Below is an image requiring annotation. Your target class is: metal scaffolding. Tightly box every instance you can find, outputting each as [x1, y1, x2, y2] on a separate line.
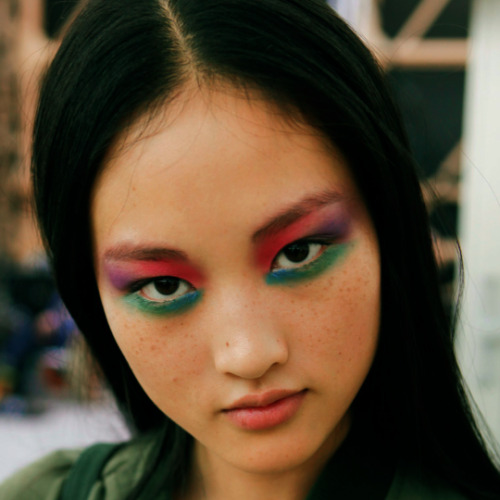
[331, 0, 469, 69]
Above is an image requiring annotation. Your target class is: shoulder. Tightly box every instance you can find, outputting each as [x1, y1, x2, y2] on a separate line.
[0, 434, 157, 500]
[387, 467, 470, 500]
[94, 432, 158, 496]
[0, 448, 81, 500]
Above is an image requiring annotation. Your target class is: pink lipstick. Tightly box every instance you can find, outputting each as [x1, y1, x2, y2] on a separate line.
[223, 390, 307, 431]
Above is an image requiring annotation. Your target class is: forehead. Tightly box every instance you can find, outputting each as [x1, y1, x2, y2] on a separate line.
[91, 87, 360, 251]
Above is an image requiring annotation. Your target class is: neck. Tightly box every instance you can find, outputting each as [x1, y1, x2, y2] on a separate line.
[180, 419, 350, 500]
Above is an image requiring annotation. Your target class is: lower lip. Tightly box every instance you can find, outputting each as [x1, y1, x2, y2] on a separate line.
[223, 391, 307, 431]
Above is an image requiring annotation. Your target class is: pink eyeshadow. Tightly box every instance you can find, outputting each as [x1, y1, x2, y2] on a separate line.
[255, 206, 352, 271]
[104, 260, 204, 290]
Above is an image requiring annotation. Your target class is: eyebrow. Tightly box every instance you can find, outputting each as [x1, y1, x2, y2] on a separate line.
[103, 246, 188, 262]
[102, 189, 344, 262]
[252, 189, 344, 242]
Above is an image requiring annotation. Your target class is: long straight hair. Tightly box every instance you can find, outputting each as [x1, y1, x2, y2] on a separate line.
[32, 0, 500, 497]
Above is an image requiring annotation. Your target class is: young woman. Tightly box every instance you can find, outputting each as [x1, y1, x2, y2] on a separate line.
[1, 0, 499, 498]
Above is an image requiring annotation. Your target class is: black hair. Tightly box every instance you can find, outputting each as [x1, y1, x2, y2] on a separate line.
[32, 0, 500, 498]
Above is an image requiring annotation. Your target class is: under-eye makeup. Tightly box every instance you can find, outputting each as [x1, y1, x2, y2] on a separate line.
[123, 287, 203, 316]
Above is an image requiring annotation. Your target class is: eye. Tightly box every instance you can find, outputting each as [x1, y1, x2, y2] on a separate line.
[272, 241, 324, 271]
[139, 277, 194, 303]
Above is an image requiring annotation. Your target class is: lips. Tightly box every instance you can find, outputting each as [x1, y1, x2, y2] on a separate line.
[223, 389, 307, 431]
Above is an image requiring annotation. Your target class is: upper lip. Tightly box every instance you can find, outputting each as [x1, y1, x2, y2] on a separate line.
[224, 389, 304, 411]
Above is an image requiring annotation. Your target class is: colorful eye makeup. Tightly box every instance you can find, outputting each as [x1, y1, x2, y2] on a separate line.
[105, 260, 203, 291]
[102, 201, 356, 316]
[266, 240, 352, 286]
[103, 258, 204, 317]
[256, 205, 354, 286]
[123, 286, 203, 316]
[255, 206, 351, 271]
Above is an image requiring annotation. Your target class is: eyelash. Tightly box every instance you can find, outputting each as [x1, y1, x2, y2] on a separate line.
[266, 235, 346, 285]
[125, 278, 201, 315]
[124, 234, 345, 313]
[271, 235, 336, 270]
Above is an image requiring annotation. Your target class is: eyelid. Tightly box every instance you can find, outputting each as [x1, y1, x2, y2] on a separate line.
[266, 239, 352, 286]
[127, 275, 197, 305]
[128, 276, 193, 293]
[270, 234, 340, 268]
[139, 278, 194, 303]
[122, 274, 203, 316]
[104, 259, 205, 293]
[128, 277, 158, 293]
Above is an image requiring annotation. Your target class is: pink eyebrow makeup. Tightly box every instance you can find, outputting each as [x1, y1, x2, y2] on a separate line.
[104, 257, 204, 291]
[255, 204, 352, 271]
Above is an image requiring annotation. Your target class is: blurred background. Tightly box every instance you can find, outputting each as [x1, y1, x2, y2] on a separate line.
[0, 0, 499, 481]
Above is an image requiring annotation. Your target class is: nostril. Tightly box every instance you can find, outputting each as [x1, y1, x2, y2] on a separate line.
[213, 331, 289, 380]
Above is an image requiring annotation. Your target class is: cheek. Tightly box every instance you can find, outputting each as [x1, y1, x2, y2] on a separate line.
[103, 305, 207, 403]
[289, 253, 380, 376]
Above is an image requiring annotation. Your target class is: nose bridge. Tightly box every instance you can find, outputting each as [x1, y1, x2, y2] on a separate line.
[210, 282, 288, 379]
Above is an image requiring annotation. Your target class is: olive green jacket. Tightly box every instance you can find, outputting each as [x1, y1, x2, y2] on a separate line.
[0, 431, 469, 500]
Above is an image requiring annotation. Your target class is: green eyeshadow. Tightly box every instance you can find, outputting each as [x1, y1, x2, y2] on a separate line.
[123, 289, 203, 316]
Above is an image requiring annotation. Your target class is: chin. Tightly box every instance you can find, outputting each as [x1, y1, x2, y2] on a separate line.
[196, 424, 345, 477]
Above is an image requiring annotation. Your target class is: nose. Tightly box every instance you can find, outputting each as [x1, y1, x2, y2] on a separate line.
[209, 287, 289, 380]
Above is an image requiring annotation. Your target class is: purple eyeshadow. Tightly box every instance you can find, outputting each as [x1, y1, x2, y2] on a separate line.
[105, 265, 135, 291]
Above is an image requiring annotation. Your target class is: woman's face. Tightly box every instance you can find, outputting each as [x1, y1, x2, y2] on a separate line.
[92, 88, 380, 477]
